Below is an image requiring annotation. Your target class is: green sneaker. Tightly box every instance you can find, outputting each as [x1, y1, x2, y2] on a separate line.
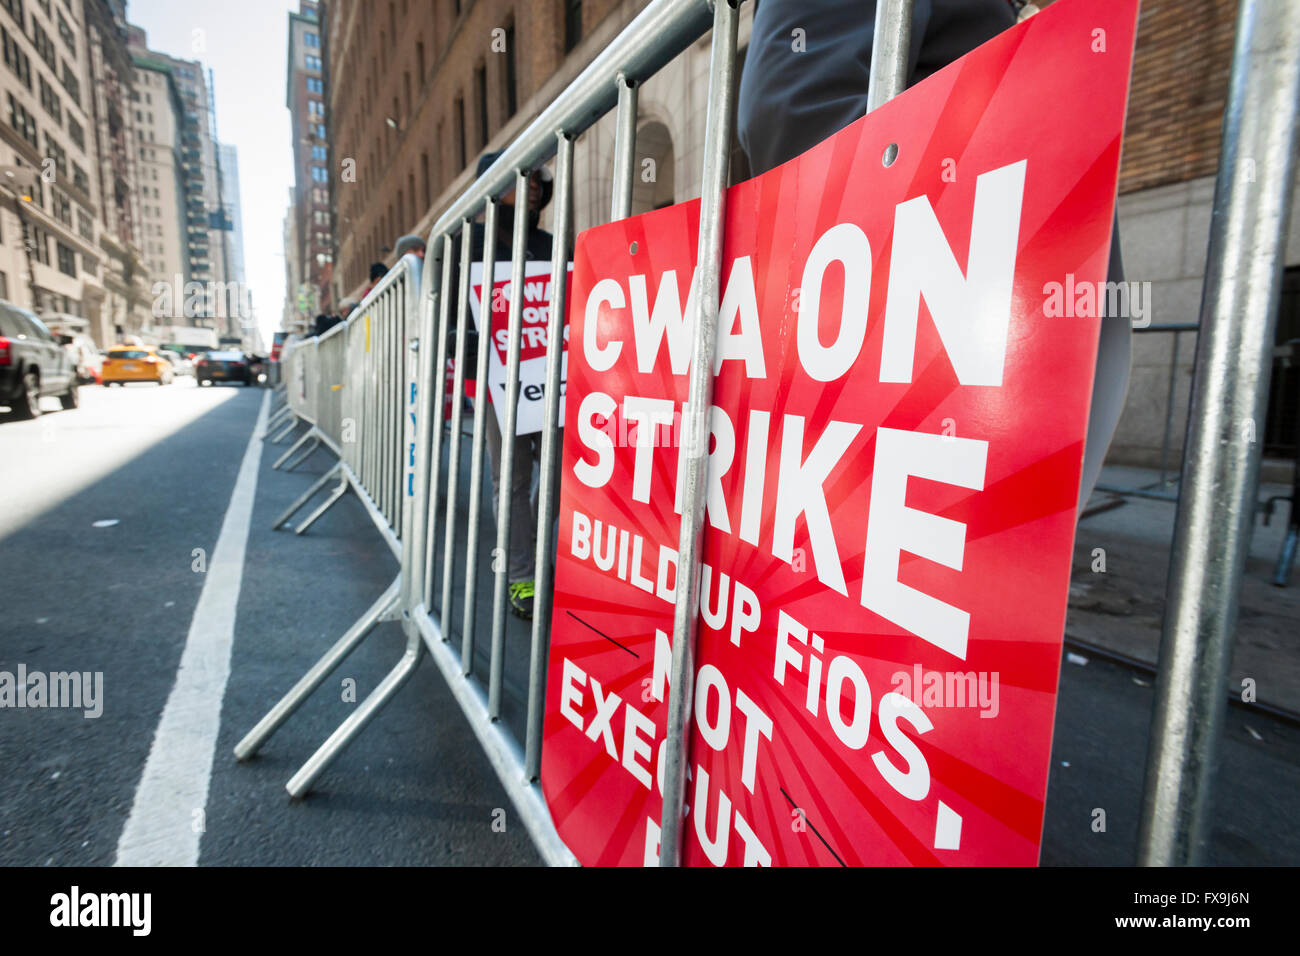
[509, 579, 535, 620]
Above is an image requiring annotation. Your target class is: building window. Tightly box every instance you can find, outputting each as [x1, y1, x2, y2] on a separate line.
[308, 99, 324, 115]
[475, 63, 488, 150]
[307, 77, 323, 94]
[66, 115, 82, 149]
[7, 92, 38, 147]
[503, 22, 517, 118]
[0, 1, 23, 32]
[38, 75, 61, 123]
[311, 145, 326, 160]
[71, 162, 87, 193]
[56, 242, 76, 277]
[77, 208, 91, 241]
[29, 226, 50, 265]
[43, 133, 67, 178]
[2, 25, 31, 89]
[55, 10, 73, 54]
[59, 59, 78, 104]
[565, 0, 582, 52]
[314, 122, 325, 138]
[32, 20, 54, 68]
[304, 54, 321, 71]
[304, 31, 319, 48]
[455, 96, 466, 171]
[52, 188, 70, 225]
[0, 271, 7, 300]
[311, 165, 328, 182]
[420, 151, 430, 210]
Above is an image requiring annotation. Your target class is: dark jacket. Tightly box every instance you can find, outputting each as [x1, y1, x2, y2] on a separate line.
[738, 0, 1017, 176]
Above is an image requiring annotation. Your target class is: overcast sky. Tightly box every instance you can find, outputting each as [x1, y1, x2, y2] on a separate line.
[127, 0, 297, 344]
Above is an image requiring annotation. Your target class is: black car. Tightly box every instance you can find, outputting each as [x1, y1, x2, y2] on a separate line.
[0, 301, 77, 418]
[195, 350, 253, 386]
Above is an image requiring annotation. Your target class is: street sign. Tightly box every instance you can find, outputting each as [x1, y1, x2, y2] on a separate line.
[541, 0, 1139, 865]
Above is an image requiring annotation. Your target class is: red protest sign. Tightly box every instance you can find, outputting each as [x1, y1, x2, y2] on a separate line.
[542, 0, 1139, 866]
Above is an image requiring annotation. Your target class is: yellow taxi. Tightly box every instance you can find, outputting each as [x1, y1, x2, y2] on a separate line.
[101, 346, 175, 386]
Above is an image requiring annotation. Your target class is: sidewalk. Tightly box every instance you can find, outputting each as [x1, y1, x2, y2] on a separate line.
[1069, 464, 1300, 713]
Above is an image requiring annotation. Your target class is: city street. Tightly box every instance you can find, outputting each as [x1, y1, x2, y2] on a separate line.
[1, 382, 1296, 866]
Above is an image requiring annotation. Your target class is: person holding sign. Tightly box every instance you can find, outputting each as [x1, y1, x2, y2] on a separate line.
[452, 150, 556, 620]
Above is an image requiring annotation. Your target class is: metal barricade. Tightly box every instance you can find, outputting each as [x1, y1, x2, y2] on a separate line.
[234, 257, 419, 784]
[234, 0, 1300, 867]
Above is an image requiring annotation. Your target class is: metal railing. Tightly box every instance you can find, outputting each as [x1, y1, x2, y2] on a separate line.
[234, 0, 1300, 867]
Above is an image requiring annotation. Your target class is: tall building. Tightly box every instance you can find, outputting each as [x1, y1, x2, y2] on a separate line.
[127, 25, 239, 336]
[0, 0, 108, 334]
[218, 142, 244, 286]
[126, 50, 185, 309]
[285, 0, 330, 328]
[83, 0, 149, 344]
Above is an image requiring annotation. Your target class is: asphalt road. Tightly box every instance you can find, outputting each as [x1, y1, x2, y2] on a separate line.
[0, 380, 1295, 866]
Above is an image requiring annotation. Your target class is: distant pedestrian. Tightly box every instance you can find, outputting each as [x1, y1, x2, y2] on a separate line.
[393, 234, 427, 293]
[362, 261, 387, 300]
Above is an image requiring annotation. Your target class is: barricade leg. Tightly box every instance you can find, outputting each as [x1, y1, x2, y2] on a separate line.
[271, 416, 300, 444]
[285, 626, 424, 798]
[293, 471, 351, 536]
[273, 461, 344, 530]
[282, 435, 322, 472]
[234, 578, 402, 761]
[274, 427, 321, 470]
[262, 404, 292, 439]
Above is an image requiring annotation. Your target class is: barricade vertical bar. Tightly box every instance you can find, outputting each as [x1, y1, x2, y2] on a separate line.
[397, 277, 409, 536]
[388, 289, 399, 526]
[1138, 0, 1300, 866]
[462, 200, 500, 673]
[425, 237, 457, 612]
[379, 295, 390, 525]
[488, 169, 531, 719]
[441, 221, 475, 643]
[611, 74, 638, 221]
[657, 0, 739, 867]
[867, 0, 914, 112]
[404, 252, 441, 614]
[525, 131, 575, 780]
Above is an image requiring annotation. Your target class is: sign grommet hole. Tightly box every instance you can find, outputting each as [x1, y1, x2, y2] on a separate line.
[882, 143, 899, 167]
[629, 241, 639, 254]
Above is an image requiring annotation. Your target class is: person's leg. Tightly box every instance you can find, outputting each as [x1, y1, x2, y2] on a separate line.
[508, 431, 537, 585]
[485, 408, 539, 618]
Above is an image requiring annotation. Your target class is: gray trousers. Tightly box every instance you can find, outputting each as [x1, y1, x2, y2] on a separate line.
[484, 409, 541, 584]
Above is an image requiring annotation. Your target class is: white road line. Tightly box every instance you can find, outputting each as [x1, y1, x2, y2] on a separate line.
[115, 390, 270, 866]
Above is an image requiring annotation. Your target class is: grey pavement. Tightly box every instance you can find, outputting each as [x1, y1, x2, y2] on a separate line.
[1072, 464, 1300, 713]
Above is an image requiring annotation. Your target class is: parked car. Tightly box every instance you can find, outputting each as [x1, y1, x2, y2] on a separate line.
[159, 350, 194, 378]
[60, 333, 103, 384]
[0, 301, 77, 418]
[195, 350, 252, 386]
[101, 346, 175, 386]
